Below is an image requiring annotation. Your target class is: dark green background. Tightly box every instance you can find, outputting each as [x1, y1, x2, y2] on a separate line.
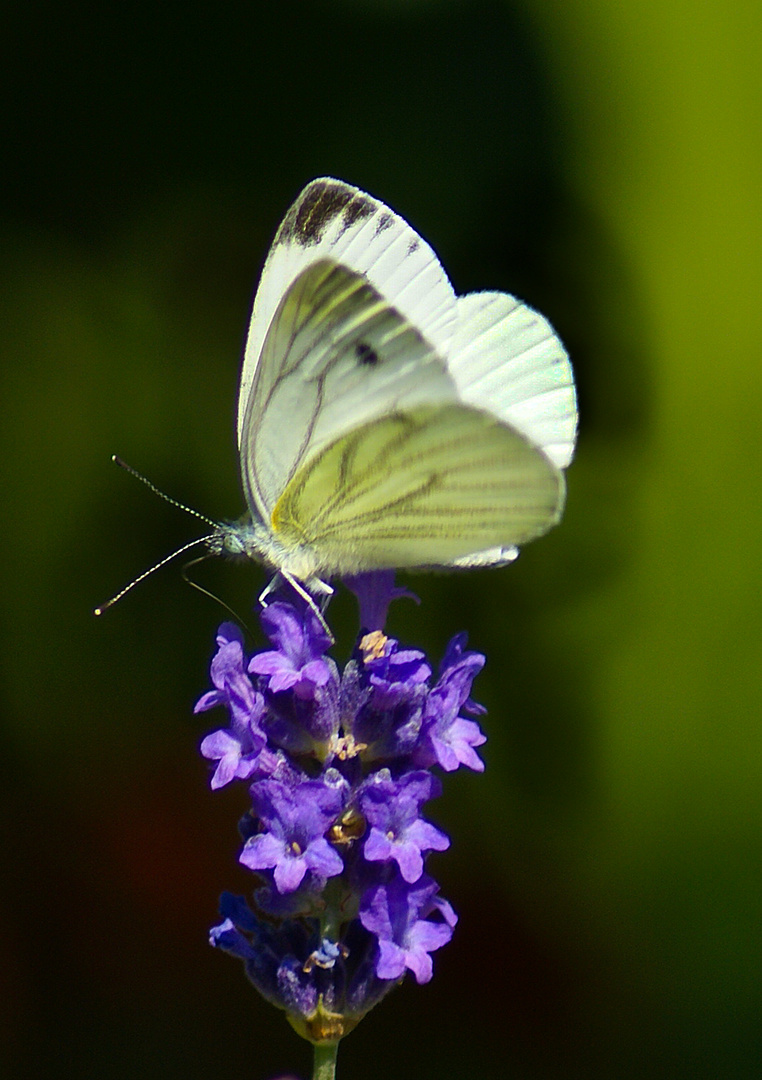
[2, 1, 760, 1078]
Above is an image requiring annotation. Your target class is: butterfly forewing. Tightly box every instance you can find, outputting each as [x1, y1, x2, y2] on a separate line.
[270, 404, 564, 576]
[240, 260, 460, 523]
[237, 178, 459, 447]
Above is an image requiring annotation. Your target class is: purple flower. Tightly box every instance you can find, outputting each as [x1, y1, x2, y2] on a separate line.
[350, 635, 430, 761]
[210, 892, 319, 1016]
[198, 728, 263, 789]
[240, 773, 347, 893]
[413, 636, 487, 772]
[198, 586, 487, 1038]
[359, 770, 449, 883]
[194, 622, 258, 720]
[344, 571, 418, 632]
[261, 663, 341, 757]
[359, 875, 457, 984]
[248, 602, 332, 699]
[363, 635, 431, 706]
[211, 892, 395, 1037]
[194, 623, 267, 788]
[440, 633, 487, 716]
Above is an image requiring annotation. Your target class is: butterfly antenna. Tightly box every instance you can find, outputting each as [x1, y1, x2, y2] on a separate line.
[181, 554, 254, 638]
[94, 535, 214, 615]
[110, 455, 219, 528]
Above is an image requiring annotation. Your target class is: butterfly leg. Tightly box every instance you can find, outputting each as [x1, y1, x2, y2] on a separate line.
[259, 571, 335, 642]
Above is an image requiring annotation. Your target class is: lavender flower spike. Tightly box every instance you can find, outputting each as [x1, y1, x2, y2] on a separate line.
[197, 580, 487, 1062]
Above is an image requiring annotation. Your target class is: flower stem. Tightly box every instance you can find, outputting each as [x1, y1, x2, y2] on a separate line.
[313, 1041, 339, 1080]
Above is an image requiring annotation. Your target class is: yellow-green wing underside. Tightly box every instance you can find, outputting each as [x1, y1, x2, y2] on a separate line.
[271, 404, 564, 576]
[241, 260, 457, 524]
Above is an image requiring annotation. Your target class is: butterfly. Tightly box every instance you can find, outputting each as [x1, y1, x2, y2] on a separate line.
[207, 177, 577, 606]
[96, 178, 577, 618]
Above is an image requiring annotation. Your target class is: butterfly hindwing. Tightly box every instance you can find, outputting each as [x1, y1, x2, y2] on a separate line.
[448, 292, 577, 470]
[270, 404, 564, 576]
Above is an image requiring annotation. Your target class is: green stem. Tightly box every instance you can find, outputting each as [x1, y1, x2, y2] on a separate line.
[312, 1041, 339, 1080]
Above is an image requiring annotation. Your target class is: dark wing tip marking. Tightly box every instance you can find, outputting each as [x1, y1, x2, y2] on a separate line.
[341, 194, 376, 234]
[375, 212, 394, 235]
[280, 179, 376, 247]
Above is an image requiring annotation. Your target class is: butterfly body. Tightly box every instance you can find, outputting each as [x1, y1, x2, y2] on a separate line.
[213, 178, 577, 594]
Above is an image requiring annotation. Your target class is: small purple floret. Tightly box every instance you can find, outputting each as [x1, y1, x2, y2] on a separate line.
[211, 892, 395, 1028]
[195, 622, 267, 788]
[359, 874, 457, 984]
[414, 636, 487, 772]
[248, 602, 332, 699]
[359, 770, 449, 883]
[240, 774, 347, 893]
[344, 570, 418, 632]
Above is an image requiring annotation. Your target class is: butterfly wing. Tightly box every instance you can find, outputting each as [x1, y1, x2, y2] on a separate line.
[270, 404, 563, 575]
[237, 177, 575, 580]
[448, 292, 577, 470]
[435, 292, 577, 568]
[240, 259, 461, 524]
[237, 178, 458, 450]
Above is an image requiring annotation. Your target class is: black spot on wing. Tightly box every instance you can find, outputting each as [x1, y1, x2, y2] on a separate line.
[279, 180, 375, 247]
[407, 238, 419, 255]
[355, 341, 379, 366]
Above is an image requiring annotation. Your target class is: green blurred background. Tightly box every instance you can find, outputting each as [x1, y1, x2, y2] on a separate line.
[1, 1, 760, 1077]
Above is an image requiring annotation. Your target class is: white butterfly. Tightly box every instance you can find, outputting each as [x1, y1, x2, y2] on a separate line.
[207, 177, 577, 607]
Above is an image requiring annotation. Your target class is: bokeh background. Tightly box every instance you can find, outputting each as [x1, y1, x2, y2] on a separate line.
[2, 1, 761, 1077]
